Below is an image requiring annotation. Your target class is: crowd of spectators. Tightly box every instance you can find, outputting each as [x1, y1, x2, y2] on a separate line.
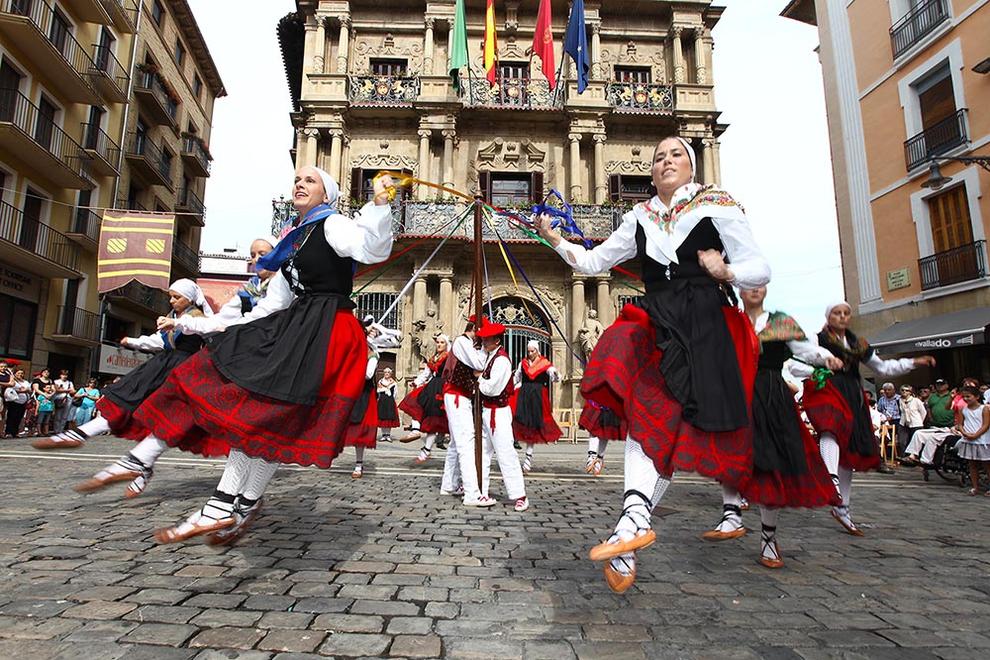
[0, 360, 113, 439]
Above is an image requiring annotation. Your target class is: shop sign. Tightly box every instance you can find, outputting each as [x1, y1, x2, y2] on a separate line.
[0, 262, 41, 302]
[98, 344, 151, 375]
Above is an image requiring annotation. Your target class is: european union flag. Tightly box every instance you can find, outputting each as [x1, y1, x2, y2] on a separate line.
[564, 0, 589, 94]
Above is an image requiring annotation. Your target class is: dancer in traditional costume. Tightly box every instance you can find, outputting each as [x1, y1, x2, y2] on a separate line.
[376, 368, 400, 442]
[440, 316, 492, 505]
[581, 400, 625, 476]
[477, 322, 529, 511]
[799, 301, 933, 536]
[33, 277, 215, 454]
[134, 167, 394, 544]
[399, 335, 451, 463]
[71, 239, 279, 497]
[538, 136, 768, 593]
[511, 341, 562, 473]
[701, 286, 842, 568]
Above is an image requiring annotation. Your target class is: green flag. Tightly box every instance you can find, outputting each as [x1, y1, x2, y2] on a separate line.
[449, 0, 469, 92]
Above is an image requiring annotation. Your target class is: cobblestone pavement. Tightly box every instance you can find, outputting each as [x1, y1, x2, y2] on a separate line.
[0, 436, 987, 659]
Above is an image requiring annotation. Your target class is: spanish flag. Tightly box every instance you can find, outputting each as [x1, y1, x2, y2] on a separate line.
[97, 210, 175, 294]
[483, 0, 498, 86]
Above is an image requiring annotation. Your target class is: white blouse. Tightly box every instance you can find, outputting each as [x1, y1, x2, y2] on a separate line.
[752, 311, 834, 367]
[553, 191, 771, 290]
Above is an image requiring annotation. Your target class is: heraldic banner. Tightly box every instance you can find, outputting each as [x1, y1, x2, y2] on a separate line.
[97, 210, 176, 294]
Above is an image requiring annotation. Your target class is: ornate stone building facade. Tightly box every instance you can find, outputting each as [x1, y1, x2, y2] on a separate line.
[279, 0, 726, 413]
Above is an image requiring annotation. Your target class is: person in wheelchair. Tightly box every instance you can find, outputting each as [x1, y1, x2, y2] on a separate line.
[901, 378, 974, 467]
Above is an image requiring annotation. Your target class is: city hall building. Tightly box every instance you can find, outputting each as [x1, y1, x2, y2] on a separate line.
[278, 0, 727, 415]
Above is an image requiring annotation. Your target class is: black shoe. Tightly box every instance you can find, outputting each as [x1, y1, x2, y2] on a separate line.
[436, 441, 447, 450]
[878, 463, 895, 474]
[513, 441, 522, 450]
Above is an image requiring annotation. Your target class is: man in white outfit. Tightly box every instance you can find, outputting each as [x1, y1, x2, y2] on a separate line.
[440, 316, 493, 506]
[476, 321, 529, 512]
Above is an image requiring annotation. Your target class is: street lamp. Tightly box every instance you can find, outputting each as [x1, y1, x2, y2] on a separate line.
[921, 155, 990, 191]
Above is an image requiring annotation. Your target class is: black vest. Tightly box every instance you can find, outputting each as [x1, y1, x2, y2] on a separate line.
[281, 220, 355, 296]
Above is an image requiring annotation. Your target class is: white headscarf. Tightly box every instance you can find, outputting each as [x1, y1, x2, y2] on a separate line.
[824, 301, 851, 320]
[670, 136, 697, 180]
[260, 235, 279, 249]
[312, 166, 340, 210]
[435, 333, 450, 350]
[169, 278, 214, 317]
[527, 340, 540, 353]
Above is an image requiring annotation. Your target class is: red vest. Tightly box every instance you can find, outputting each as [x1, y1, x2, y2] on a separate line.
[481, 348, 515, 409]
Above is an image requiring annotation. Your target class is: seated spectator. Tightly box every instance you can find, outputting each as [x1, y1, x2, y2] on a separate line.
[898, 385, 926, 454]
[901, 378, 961, 467]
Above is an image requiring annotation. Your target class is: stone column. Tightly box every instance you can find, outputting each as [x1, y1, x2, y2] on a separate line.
[413, 276, 427, 320]
[304, 16, 317, 74]
[439, 275, 453, 336]
[304, 128, 320, 167]
[416, 129, 431, 201]
[671, 26, 685, 84]
[694, 28, 707, 84]
[442, 129, 456, 189]
[568, 133, 582, 201]
[329, 130, 343, 182]
[592, 133, 607, 204]
[596, 276, 612, 326]
[294, 127, 306, 167]
[702, 136, 715, 186]
[570, 274, 586, 364]
[423, 17, 436, 76]
[590, 22, 602, 80]
[336, 16, 351, 74]
[712, 138, 722, 186]
[314, 15, 327, 73]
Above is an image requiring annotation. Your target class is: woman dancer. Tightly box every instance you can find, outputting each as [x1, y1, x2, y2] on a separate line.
[702, 286, 842, 568]
[512, 341, 562, 472]
[71, 238, 277, 498]
[376, 368, 400, 442]
[399, 334, 450, 464]
[581, 400, 625, 477]
[801, 301, 933, 535]
[538, 135, 768, 592]
[34, 279, 213, 451]
[136, 167, 394, 543]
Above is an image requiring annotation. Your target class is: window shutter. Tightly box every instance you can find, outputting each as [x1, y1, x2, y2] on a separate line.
[530, 171, 544, 203]
[609, 174, 620, 202]
[478, 170, 491, 200]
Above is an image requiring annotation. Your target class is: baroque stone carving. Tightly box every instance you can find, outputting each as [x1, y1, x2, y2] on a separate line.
[353, 34, 424, 74]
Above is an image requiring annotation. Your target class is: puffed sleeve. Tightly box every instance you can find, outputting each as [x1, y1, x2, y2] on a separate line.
[413, 364, 432, 387]
[712, 214, 771, 289]
[123, 331, 165, 353]
[175, 295, 243, 336]
[324, 202, 394, 265]
[787, 339, 835, 367]
[366, 354, 379, 380]
[865, 353, 916, 378]
[553, 210, 638, 275]
[224, 271, 295, 328]
[479, 355, 513, 397]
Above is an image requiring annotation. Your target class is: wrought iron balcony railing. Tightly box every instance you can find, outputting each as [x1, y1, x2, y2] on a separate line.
[70, 206, 101, 242]
[919, 240, 987, 291]
[56, 305, 100, 343]
[890, 0, 950, 60]
[348, 75, 420, 105]
[463, 79, 563, 110]
[100, 0, 138, 31]
[1, 0, 99, 89]
[81, 121, 120, 165]
[172, 239, 200, 274]
[90, 43, 129, 98]
[181, 135, 211, 176]
[0, 199, 80, 270]
[125, 131, 173, 186]
[0, 88, 91, 184]
[606, 82, 674, 113]
[134, 71, 178, 124]
[177, 186, 205, 216]
[904, 108, 968, 171]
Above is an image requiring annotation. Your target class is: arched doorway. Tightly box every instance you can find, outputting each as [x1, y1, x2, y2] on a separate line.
[489, 296, 551, 367]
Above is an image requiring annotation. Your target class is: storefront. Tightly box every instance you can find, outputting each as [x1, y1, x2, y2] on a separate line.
[0, 261, 41, 372]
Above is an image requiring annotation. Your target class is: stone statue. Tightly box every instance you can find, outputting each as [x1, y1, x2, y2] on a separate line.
[577, 308, 605, 360]
[412, 305, 444, 362]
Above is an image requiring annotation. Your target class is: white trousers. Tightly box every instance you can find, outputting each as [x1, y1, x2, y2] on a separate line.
[444, 393, 481, 500]
[905, 427, 953, 463]
[481, 406, 526, 500]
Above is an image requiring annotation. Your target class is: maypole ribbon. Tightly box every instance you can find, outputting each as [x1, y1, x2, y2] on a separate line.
[480, 205, 537, 322]
[532, 189, 593, 248]
[373, 171, 475, 202]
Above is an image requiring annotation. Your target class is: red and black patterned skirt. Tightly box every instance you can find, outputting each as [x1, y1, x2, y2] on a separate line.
[134, 310, 366, 468]
[802, 380, 879, 472]
[398, 376, 448, 434]
[511, 387, 563, 444]
[580, 304, 758, 485]
[344, 380, 379, 449]
[376, 391, 399, 428]
[579, 401, 627, 442]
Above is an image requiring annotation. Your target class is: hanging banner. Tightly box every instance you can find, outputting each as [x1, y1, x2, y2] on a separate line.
[97, 210, 175, 294]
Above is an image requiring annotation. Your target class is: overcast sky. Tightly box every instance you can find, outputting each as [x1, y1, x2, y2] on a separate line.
[189, 0, 844, 334]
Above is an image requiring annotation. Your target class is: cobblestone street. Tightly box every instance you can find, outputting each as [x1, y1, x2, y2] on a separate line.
[0, 436, 987, 659]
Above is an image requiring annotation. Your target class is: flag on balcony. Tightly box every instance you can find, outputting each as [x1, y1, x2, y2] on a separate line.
[531, 0, 556, 89]
[449, 0, 469, 92]
[97, 210, 175, 294]
[483, 0, 498, 86]
[564, 0, 590, 94]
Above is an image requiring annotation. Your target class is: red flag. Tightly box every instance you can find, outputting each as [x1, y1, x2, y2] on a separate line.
[532, 0, 556, 89]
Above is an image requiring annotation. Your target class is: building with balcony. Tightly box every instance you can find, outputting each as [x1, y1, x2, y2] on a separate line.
[0, 0, 223, 381]
[279, 0, 726, 414]
[782, 0, 989, 385]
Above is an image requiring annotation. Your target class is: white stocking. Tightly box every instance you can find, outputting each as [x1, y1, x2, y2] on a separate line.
[130, 435, 168, 468]
[424, 433, 437, 451]
[714, 484, 743, 532]
[217, 449, 253, 496]
[240, 458, 278, 501]
[610, 437, 672, 576]
[355, 446, 365, 464]
[76, 416, 111, 437]
[837, 466, 853, 508]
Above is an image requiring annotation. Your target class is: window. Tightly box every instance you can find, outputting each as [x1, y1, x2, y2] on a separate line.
[608, 174, 654, 203]
[351, 168, 412, 204]
[928, 185, 973, 253]
[917, 66, 954, 131]
[48, 7, 71, 56]
[74, 189, 92, 233]
[479, 171, 543, 207]
[84, 106, 104, 149]
[18, 189, 45, 252]
[497, 62, 530, 105]
[370, 59, 407, 76]
[174, 39, 186, 67]
[0, 59, 24, 122]
[354, 292, 401, 331]
[151, 0, 165, 27]
[126, 184, 142, 209]
[0, 294, 37, 360]
[95, 28, 115, 73]
[904, 63, 965, 170]
[33, 96, 57, 150]
[193, 74, 203, 98]
[160, 146, 174, 181]
[614, 66, 651, 84]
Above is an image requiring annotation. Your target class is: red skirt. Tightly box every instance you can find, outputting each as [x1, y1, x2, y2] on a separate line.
[96, 397, 150, 442]
[376, 394, 400, 428]
[398, 379, 448, 434]
[739, 401, 841, 509]
[581, 304, 758, 485]
[510, 388, 563, 444]
[802, 380, 879, 472]
[133, 311, 366, 468]
[344, 384, 379, 449]
[579, 401, 627, 442]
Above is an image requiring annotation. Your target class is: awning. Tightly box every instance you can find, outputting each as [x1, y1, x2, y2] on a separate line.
[870, 306, 990, 354]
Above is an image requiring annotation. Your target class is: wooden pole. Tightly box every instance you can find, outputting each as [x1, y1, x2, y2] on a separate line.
[473, 196, 484, 489]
